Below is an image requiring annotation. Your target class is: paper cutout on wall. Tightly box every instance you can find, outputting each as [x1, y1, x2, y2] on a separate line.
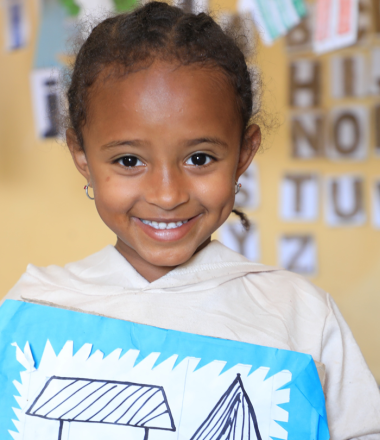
[30, 68, 62, 139]
[172, 0, 209, 14]
[325, 175, 366, 226]
[314, 0, 359, 54]
[357, 0, 371, 41]
[289, 59, 321, 108]
[219, 220, 260, 261]
[286, 3, 313, 51]
[237, 0, 306, 46]
[234, 163, 260, 209]
[370, 48, 380, 95]
[280, 173, 319, 221]
[76, 0, 115, 24]
[375, 105, 380, 156]
[0, 301, 329, 440]
[372, 180, 380, 229]
[327, 107, 368, 160]
[218, 12, 255, 59]
[3, 0, 28, 51]
[291, 111, 325, 158]
[279, 234, 317, 275]
[373, 0, 380, 35]
[34, 0, 74, 69]
[330, 55, 367, 98]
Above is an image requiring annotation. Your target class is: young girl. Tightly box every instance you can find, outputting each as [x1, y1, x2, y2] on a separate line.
[4, 2, 380, 438]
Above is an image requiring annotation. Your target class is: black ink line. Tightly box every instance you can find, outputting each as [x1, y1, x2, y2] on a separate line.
[137, 400, 165, 426]
[141, 409, 170, 428]
[119, 387, 153, 424]
[45, 381, 92, 418]
[60, 382, 113, 419]
[58, 420, 63, 440]
[87, 384, 129, 422]
[127, 388, 160, 425]
[29, 378, 78, 415]
[100, 385, 143, 422]
[75, 385, 117, 421]
[190, 374, 262, 440]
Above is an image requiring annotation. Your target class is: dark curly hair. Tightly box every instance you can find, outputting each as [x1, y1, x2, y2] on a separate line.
[66, 1, 261, 229]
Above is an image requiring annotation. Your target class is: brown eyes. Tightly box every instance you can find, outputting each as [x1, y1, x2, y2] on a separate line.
[117, 156, 144, 167]
[185, 153, 213, 166]
[117, 153, 214, 168]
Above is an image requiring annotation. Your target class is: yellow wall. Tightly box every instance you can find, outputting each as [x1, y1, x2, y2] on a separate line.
[1, 1, 380, 381]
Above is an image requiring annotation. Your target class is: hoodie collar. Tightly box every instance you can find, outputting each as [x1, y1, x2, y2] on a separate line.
[22, 241, 278, 298]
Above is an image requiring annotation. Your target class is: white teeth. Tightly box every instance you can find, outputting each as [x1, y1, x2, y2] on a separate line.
[140, 219, 189, 230]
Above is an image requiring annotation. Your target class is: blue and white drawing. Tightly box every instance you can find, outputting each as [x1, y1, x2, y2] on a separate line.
[0, 300, 329, 440]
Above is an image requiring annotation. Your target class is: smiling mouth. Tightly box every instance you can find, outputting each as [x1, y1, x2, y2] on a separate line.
[140, 219, 189, 230]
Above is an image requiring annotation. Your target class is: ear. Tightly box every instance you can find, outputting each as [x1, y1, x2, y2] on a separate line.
[235, 124, 261, 180]
[66, 128, 91, 184]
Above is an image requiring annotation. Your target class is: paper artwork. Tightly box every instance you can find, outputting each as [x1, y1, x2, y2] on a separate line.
[375, 105, 380, 156]
[278, 235, 317, 275]
[327, 106, 368, 160]
[237, 0, 307, 46]
[289, 59, 321, 108]
[372, 180, 380, 229]
[291, 111, 325, 158]
[373, 0, 380, 35]
[172, 0, 209, 14]
[330, 55, 367, 98]
[30, 68, 62, 139]
[76, 0, 115, 37]
[286, 4, 313, 52]
[280, 173, 319, 221]
[219, 220, 260, 261]
[34, 0, 74, 69]
[325, 175, 366, 226]
[314, 0, 359, 54]
[3, 0, 28, 51]
[370, 48, 380, 95]
[0, 301, 329, 440]
[234, 163, 260, 210]
[357, 0, 371, 41]
[218, 12, 255, 59]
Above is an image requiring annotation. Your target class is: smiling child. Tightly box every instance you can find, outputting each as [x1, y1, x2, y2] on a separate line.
[4, 2, 380, 438]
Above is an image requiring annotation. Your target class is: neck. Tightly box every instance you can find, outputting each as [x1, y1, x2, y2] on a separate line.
[114, 237, 211, 283]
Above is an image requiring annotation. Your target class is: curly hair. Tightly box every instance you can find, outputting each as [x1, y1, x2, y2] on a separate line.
[66, 1, 261, 228]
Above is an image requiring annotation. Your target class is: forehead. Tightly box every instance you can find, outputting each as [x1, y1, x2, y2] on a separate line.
[84, 62, 241, 139]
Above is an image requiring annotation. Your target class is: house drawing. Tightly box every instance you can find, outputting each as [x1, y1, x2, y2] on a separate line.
[26, 376, 176, 440]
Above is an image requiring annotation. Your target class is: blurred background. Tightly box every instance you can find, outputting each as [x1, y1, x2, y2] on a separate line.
[1, 0, 379, 383]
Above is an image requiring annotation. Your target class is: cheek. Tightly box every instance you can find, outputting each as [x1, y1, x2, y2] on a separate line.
[195, 172, 235, 213]
[92, 176, 138, 217]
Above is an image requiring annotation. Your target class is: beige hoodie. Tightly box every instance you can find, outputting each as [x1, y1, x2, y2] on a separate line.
[4, 240, 380, 439]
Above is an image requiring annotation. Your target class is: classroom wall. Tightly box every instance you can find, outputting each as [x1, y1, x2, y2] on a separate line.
[1, 0, 380, 382]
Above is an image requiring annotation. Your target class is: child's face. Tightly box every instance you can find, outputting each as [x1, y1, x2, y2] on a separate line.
[68, 62, 260, 279]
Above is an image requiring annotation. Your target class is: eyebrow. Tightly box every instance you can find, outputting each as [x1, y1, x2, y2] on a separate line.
[100, 137, 228, 150]
[100, 139, 144, 150]
[183, 137, 228, 149]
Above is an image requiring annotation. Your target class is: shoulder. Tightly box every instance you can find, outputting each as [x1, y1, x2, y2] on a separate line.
[239, 268, 333, 329]
[2, 246, 127, 304]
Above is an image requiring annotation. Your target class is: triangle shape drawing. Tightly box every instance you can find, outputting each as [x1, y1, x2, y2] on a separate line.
[190, 374, 262, 440]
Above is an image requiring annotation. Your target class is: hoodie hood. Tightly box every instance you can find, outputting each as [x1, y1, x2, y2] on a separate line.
[16, 241, 278, 303]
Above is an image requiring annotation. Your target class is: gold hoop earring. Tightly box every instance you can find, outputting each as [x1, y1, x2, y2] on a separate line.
[84, 184, 94, 200]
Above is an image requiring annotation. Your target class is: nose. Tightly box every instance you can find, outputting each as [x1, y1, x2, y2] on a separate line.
[143, 164, 190, 210]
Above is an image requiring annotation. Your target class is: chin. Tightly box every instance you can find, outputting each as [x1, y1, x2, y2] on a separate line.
[144, 247, 196, 268]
